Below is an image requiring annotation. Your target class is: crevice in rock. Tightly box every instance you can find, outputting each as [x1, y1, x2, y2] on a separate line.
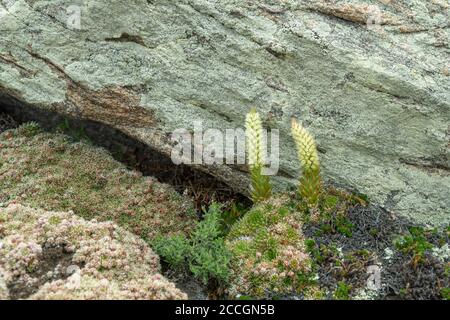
[307, 3, 403, 26]
[24, 48, 156, 128]
[0, 53, 35, 78]
[104, 33, 147, 47]
[0, 94, 251, 212]
[265, 47, 286, 59]
[399, 157, 450, 176]
[257, 4, 287, 15]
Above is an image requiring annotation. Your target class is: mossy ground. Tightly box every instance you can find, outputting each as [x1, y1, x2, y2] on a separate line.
[226, 195, 321, 299]
[0, 124, 197, 242]
[0, 204, 186, 300]
[1, 121, 448, 300]
[225, 190, 449, 300]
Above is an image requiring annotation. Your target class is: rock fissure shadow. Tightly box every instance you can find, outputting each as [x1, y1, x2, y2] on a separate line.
[0, 94, 251, 213]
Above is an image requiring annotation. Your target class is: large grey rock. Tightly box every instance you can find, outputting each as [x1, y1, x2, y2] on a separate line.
[0, 0, 449, 225]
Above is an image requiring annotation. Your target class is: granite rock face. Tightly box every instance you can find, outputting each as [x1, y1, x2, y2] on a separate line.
[0, 0, 449, 225]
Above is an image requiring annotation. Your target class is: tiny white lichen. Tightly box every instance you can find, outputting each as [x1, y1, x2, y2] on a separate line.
[432, 243, 450, 262]
[384, 247, 394, 261]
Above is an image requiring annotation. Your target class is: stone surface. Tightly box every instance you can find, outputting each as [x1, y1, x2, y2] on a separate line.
[0, 0, 449, 225]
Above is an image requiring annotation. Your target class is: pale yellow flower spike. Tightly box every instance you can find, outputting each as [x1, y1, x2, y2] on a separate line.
[291, 118, 320, 172]
[245, 108, 264, 168]
[291, 118, 322, 207]
[245, 108, 272, 203]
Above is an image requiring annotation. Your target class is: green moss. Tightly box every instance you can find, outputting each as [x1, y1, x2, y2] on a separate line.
[352, 193, 369, 205]
[0, 125, 197, 242]
[226, 195, 316, 298]
[225, 187, 368, 298]
[305, 239, 325, 264]
[16, 122, 41, 137]
[306, 189, 359, 237]
[394, 226, 433, 263]
[369, 228, 379, 237]
[441, 288, 450, 300]
[323, 195, 339, 210]
[238, 209, 266, 233]
[0, 204, 187, 300]
[399, 288, 408, 297]
[334, 281, 351, 300]
[220, 202, 248, 235]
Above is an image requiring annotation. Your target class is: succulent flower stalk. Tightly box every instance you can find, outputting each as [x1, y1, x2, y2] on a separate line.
[291, 118, 322, 207]
[291, 119, 320, 172]
[245, 108, 271, 203]
[245, 108, 265, 168]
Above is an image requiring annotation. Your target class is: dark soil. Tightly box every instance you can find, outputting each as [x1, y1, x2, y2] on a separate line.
[383, 252, 449, 299]
[304, 204, 408, 252]
[303, 204, 449, 300]
[8, 244, 76, 299]
[0, 112, 17, 134]
[159, 261, 209, 300]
